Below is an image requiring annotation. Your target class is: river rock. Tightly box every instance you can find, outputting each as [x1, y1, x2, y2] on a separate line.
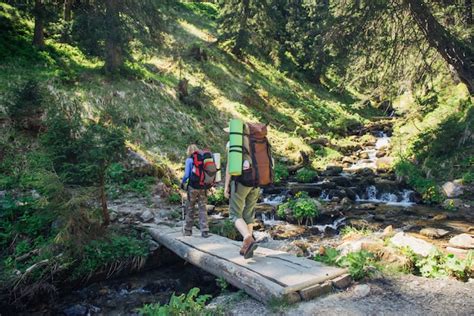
[323, 165, 343, 176]
[390, 232, 436, 257]
[449, 233, 474, 249]
[342, 156, 356, 164]
[337, 236, 384, 256]
[375, 151, 386, 158]
[376, 157, 393, 172]
[288, 182, 322, 197]
[260, 240, 304, 256]
[356, 203, 377, 210]
[442, 180, 464, 198]
[63, 304, 88, 316]
[432, 214, 448, 221]
[353, 284, 371, 298]
[359, 152, 369, 159]
[443, 198, 463, 210]
[419, 228, 450, 239]
[446, 247, 470, 259]
[309, 137, 330, 146]
[382, 225, 395, 237]
[331, 176, 352, 187]
[140, 210, 154, 222]
[124, 149, 157, 176]
[270, 224, 306, 239]
[355, 168, 375, 178]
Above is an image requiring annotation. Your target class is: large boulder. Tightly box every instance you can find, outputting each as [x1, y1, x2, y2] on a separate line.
[390, 232, 436, 257]
[124, 149, 157, 176]
[449, 234, 474, 249]
[337, 236, 384, 256]
[442, 180, 464, 198]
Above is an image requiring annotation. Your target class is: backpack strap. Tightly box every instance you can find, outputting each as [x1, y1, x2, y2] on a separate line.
[249, 136, 260, 188]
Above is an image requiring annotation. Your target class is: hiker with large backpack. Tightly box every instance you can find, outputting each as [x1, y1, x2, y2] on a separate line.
[181, 144, 218, 238]
[224, 120, 273, 258]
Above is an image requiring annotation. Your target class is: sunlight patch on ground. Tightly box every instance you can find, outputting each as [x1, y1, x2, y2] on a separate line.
[179, 20, 216, 43]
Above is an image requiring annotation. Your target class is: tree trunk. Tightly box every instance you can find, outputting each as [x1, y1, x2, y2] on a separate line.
[466, 0, 473, 25]
[32, 0, 45, 48]
[64, 0, 73, 21]
[99, 172, 110, 226]
[104, 0, 124, 74]
[232, 0, 250, 58]
[404, 0, 474, 94]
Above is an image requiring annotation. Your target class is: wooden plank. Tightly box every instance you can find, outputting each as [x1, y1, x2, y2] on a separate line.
[148, 227, 300, 303]
[163, 229, 347, 292]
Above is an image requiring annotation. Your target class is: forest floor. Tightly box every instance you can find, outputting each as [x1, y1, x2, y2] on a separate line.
[210, 274, 474, 315]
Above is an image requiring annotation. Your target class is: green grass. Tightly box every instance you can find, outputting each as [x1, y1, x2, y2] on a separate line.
[0, 1, 373, 179]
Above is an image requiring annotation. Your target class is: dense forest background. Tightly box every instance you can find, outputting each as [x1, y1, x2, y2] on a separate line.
[0, 0, 472, 312]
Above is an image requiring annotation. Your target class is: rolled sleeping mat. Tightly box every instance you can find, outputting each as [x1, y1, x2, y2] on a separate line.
[213, 153, 221, 182]
[228, 119, 244, 176]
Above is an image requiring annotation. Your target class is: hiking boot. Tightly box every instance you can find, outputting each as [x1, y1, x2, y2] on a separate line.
[184, 230, 192, 237]
[240, 236, 258, 259]
[201, 231, 210, 238]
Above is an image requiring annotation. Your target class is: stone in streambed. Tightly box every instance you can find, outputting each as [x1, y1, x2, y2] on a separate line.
[63, 305, 88, 316]
[442, 180, 464, 198]
[337, 236, 384, 256]
[140, 210, 154, 222]
[420, 228, 450, 239]
[270, 224, 306, 239]
[432, 214, 448, 221]
[390, 232, 436, 257]
[449, 233, 474, 249]
[323, 165, 343, 176]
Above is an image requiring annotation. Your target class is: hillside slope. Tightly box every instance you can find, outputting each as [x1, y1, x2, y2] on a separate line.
[0, 2, 376, 174]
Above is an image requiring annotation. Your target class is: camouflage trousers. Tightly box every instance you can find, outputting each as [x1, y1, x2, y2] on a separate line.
[184, 187, 209, 233]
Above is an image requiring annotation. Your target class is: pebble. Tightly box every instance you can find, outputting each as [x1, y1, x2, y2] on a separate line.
[353, 284, 371, 298]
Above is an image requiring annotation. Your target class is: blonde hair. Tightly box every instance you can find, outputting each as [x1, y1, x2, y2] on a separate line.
[186, 144, 199, 156]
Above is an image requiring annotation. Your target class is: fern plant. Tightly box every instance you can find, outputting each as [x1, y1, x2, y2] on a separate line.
[138, 287, 211, 316]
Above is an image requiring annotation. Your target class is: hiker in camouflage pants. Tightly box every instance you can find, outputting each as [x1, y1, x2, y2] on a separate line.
[181, 144, 210, 237]
[184, 187, 209, 234]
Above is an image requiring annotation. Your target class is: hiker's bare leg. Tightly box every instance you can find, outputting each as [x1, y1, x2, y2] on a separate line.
[247, 223, 253, 236]
[235, 218, 251, 239]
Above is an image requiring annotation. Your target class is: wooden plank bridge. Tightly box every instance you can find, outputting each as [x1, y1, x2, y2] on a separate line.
[146, 224, 351, 303]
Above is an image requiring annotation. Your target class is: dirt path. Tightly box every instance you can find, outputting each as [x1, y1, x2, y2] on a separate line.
[210, 274, 474, 315]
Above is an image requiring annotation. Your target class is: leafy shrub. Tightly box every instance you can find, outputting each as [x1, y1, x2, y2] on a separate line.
[463, 171, 474, 184]
[121, 177, 156, 197]
[313, 247, 340, 265]
[6, 80, 45, 130]
[168, 192, 182, 204]
[216, 276, 229, 292]
[274, 163, 289, 184]
[209, 219, 239, 240]
[337, 251, 376, 280]
[314, 248, 377, 280]
[414, 250, 473, 281]
[394, 158, 442, 204]
[295, 168, 318, 183]
[277, 191, 319, 225]
[138, 287, 211, 316]
[71, 234, 148, 280]
[208, 187, 226, 205]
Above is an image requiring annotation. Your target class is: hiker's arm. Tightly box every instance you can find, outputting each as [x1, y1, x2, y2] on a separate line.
[181, 158, 192, 188]
[224, 158, 231, 198]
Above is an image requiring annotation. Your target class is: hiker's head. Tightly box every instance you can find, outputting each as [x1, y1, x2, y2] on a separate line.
[187, 144, 199, 156]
